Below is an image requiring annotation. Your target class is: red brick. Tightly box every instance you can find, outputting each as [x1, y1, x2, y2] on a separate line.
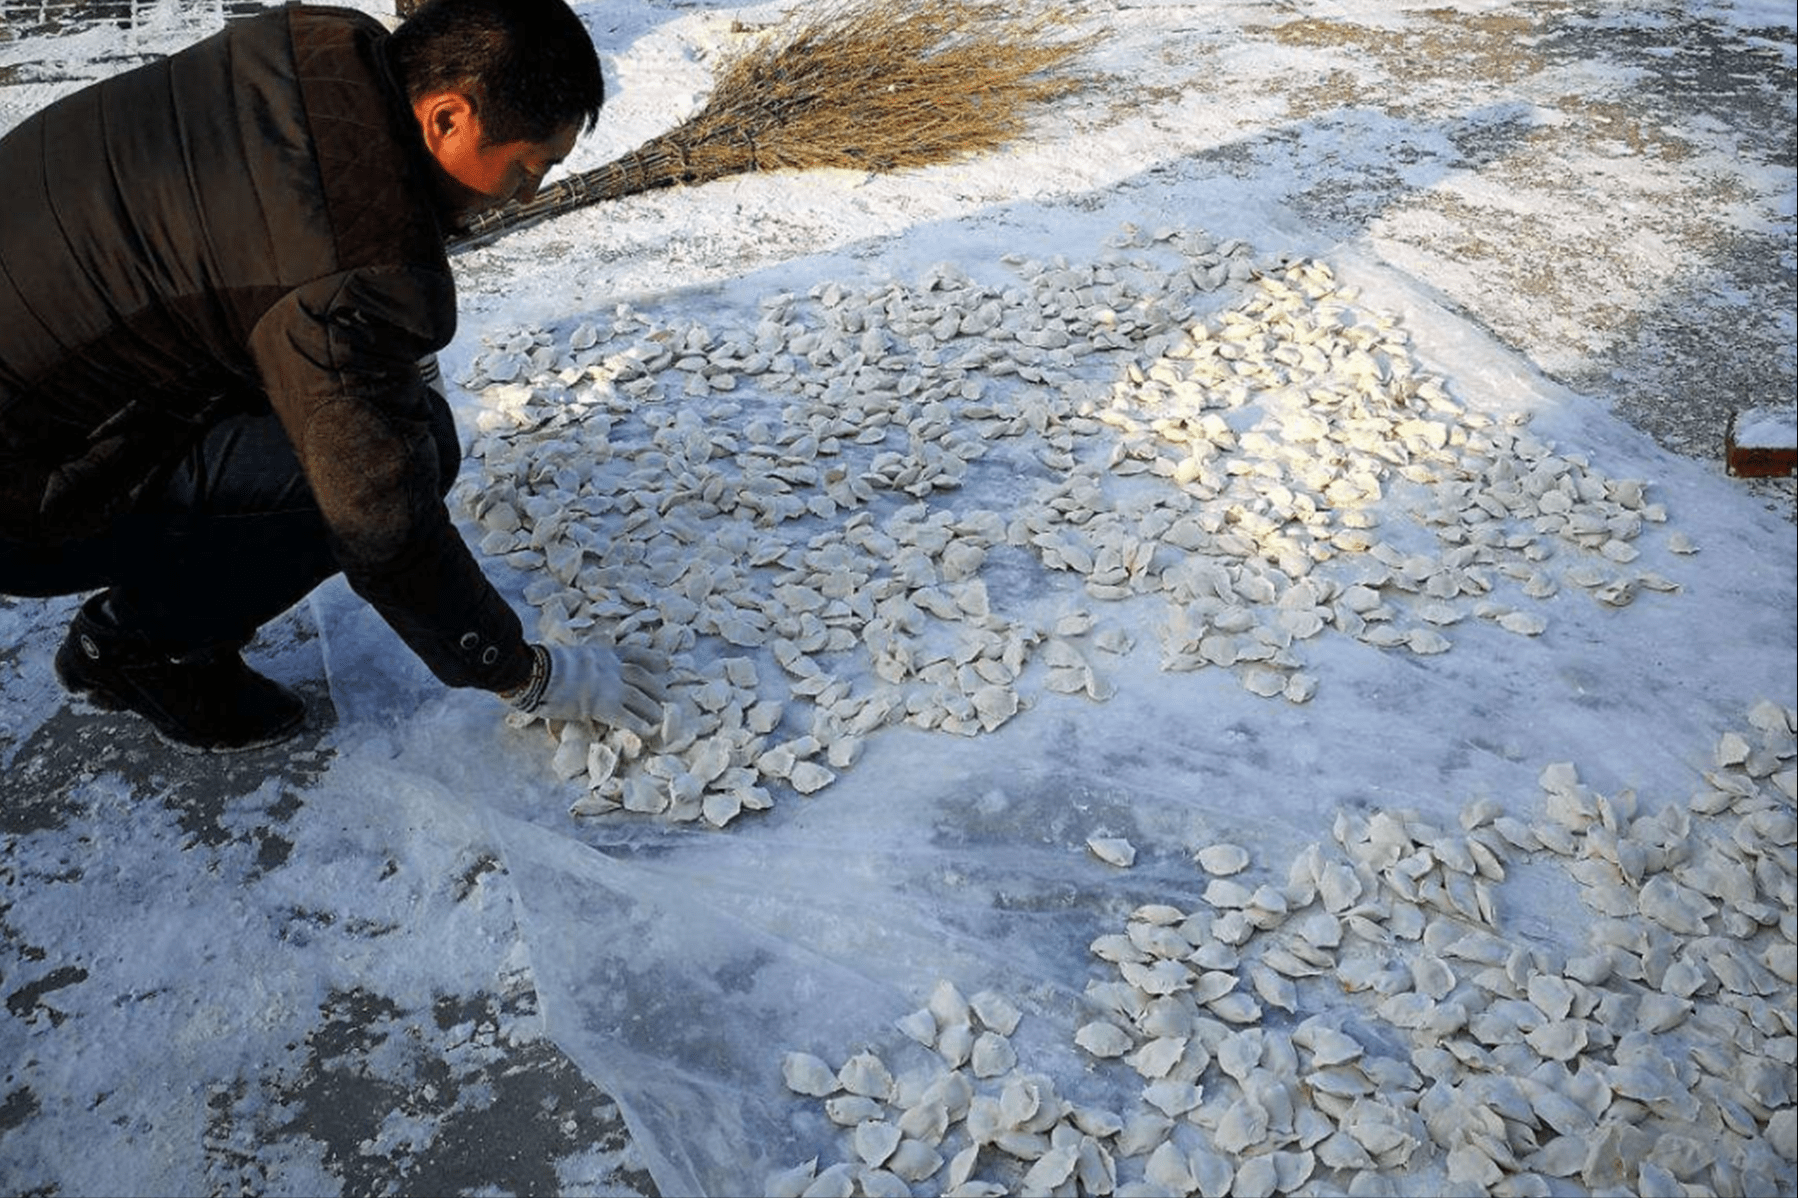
[1726, 409, 1797, 478]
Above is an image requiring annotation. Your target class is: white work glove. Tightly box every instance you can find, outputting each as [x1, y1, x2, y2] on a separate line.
[510, 643, 668, 734]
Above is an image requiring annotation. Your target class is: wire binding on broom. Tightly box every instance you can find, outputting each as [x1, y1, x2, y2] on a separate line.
[450, 0, 1096, 252]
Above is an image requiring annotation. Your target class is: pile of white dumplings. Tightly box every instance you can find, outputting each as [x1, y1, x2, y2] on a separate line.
[768, 706, 1795, 1197]
[455, 225, 1685, 827]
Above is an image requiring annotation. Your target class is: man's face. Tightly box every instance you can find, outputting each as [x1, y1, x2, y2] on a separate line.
[416, 92, 578, 217]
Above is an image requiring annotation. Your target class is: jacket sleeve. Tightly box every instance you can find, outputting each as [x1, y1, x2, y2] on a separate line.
[249, 263, 534, 692]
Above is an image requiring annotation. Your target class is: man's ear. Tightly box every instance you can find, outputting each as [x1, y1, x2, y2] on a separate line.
[413, 91, 480, 154]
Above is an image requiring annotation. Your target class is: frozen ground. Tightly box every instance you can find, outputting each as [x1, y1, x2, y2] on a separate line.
[1, 2, 1794, 1196]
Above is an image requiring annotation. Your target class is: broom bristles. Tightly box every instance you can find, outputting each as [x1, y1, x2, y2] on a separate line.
[452, 0, 1094, 249]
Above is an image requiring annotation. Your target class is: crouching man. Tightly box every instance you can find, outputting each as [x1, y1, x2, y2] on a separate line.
[0, 0, 663, 751]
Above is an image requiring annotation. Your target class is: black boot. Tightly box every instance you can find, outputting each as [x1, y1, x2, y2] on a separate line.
[54, 595, 306, 753]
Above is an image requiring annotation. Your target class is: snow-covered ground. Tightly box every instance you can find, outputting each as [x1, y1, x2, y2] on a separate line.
[2, 2, 1794, 1196]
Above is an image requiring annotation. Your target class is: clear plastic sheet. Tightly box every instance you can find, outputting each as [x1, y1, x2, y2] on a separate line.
[309, 252, 1796, 1197]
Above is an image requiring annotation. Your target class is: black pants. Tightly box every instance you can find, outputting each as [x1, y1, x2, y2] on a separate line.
[1, 393, 460, 650]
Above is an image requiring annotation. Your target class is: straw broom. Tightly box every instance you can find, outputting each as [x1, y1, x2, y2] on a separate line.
[449, 0, 1095, 252]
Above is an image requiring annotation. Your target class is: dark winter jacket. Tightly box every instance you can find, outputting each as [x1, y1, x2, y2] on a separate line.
[0, 5, 531, 691]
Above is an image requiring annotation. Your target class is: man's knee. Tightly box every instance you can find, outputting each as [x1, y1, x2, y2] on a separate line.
[424, 386, 462, 500]
[168, 405, 314, 517]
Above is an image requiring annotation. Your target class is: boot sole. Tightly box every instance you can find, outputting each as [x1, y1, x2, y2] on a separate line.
[148, 714, 307, 755]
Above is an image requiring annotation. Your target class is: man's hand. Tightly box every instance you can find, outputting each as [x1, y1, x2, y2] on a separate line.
[512, 643, 668, 734]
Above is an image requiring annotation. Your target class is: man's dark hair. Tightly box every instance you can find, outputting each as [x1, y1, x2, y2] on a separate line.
[388, 0, 604, 145]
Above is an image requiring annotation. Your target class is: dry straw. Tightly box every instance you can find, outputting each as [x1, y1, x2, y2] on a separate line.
[451, 0, 1095, 250]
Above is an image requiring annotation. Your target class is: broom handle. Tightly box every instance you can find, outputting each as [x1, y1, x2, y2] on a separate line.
[449, 165, 627, 252]
[448, 146, 690, 253]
